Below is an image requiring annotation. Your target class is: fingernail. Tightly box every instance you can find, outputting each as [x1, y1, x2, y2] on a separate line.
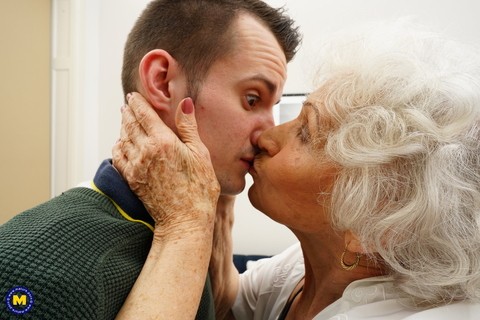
[126, 93, 132, 102]
[182, 98, 194, 114]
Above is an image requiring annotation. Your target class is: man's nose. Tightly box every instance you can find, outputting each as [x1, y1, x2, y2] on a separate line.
[250, 112, 275, 146]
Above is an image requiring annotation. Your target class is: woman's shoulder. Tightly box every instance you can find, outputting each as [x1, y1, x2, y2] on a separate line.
[246, 242, 303, 272]
[318, 277, 480, 320]
[241, 242, 303, 289]
[401, 300, 480, 320]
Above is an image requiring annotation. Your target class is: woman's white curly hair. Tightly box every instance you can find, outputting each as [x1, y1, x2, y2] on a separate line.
[309, 18, 480, 306]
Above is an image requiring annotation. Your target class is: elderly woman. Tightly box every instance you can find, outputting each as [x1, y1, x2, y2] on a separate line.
[114, 21, 480, 319]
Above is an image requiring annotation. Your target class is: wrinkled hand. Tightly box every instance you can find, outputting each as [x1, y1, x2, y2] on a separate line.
[112, 93, 220, 238]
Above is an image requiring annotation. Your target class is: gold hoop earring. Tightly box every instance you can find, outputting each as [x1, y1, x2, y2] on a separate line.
[340, 246, 361, 271]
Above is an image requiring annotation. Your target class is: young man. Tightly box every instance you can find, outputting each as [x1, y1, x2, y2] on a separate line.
[0, 0, 300, 319]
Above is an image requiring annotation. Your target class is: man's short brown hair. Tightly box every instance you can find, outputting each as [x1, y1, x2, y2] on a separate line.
[122, 0, 301, 99]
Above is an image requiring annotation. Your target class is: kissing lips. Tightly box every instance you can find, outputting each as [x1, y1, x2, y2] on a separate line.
[248, 158, 259, 176]
[241, 157, 254, 171]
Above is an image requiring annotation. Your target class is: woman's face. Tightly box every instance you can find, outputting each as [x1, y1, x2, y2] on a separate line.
[248, 101, 337, 232]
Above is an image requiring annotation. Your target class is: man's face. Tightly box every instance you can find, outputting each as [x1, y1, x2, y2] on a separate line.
[193, 14, 287, 195]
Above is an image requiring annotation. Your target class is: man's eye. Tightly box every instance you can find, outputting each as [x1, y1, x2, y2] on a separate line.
[245, 94, 260, 109]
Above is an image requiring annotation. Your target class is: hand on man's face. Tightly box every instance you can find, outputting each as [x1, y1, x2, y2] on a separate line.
[112, 92, 220, 238]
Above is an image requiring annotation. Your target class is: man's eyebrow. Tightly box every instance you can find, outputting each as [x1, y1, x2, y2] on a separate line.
[249, 75, 278, 97]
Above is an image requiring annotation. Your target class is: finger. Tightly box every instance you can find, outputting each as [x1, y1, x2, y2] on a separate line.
[112, 140, 128, 175]
[112, 138, 144, 191]
[175, 98, 208, 155]
[127, 92, 168, 136]
[120, 103, 146, 146]
[117, 106, 144, 166]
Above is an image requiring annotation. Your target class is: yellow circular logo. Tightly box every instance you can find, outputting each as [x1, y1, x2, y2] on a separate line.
[5, 286, 34, 315]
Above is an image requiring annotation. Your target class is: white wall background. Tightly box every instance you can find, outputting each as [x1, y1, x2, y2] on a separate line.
[53, 0, 480, 255]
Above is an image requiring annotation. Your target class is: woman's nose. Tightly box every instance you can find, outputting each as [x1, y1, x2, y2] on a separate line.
[257, 124, 283, 156]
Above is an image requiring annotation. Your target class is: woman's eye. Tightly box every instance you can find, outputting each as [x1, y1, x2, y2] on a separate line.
[245, 94, 260, 109]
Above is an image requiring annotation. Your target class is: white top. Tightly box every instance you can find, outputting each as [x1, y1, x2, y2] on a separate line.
[232, 242, 480, 320]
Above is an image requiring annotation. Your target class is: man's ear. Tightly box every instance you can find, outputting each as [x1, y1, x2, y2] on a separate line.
[344, 230, 370, 254]
[138, 49, 182, 112]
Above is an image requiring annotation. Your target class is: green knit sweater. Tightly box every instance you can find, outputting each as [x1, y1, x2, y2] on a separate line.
[0, 187, 214, 319]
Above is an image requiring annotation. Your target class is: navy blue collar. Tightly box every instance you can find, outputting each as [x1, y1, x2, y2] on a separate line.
[93, 159, 154, 226]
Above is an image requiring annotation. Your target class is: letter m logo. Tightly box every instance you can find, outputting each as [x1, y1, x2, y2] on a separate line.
[12, 294, 27, 306]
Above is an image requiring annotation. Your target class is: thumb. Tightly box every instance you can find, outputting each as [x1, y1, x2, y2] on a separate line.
[175, 98, 204, 151]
